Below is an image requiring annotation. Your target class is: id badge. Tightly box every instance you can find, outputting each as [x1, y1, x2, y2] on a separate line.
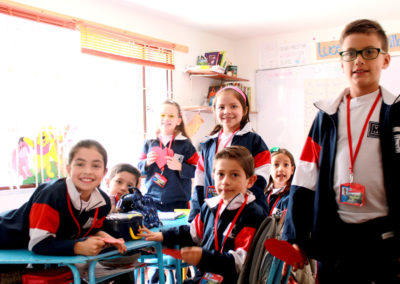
[339, 183, 365, 206]
[152, 172, 168, 188]
[206, 186, 218, 198]
[200, 272, 224, 284]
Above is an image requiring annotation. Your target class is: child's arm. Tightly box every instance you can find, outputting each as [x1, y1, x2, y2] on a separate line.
[73, 236, 106, 256]
[138, 227, 163, 242]
[94, 230, 127, 254]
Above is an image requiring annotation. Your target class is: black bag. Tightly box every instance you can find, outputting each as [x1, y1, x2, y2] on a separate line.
[103, 212, 144, 241]
[116, 187, 162, 229]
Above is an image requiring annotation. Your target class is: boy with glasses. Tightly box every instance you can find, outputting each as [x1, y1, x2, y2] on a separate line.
[283, 19, 399, 283]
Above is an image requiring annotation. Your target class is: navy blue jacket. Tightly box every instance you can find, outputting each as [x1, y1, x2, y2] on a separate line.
[162, 192, 265, 283]
[189, 123, 270, 221]
[0, 178, 110, 255]
[138, 133, 198, 205]
[283, 87, 400, 259]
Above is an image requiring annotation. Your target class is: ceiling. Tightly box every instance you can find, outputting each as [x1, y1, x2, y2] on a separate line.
[119, 0, 400, 39]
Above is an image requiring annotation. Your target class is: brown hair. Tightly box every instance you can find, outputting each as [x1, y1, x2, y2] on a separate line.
[213, 145, 254, 178]
[68, 139, 107, 168]
[156, 99, 191, 140]
[340, 19, 388, 51]
[210, 88, 250, 135]
[108, 163, 141, 187]
[267, 147, 296, 192]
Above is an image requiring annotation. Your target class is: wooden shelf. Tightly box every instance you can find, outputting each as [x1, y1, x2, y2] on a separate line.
[187, 70, 249, 82]
[181, 105, 212, 113]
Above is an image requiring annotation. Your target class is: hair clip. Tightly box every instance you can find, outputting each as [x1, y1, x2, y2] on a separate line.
[270, 146, 280, 153]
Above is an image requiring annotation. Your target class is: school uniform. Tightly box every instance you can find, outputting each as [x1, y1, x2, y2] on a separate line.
[0, 177, 111, 255]
[162, 191, 265, 284]
[283, 87, 400, 283]
[189, 122, 270, 221]
[138, 133, 199, 211]
[264, 184, 290, 216]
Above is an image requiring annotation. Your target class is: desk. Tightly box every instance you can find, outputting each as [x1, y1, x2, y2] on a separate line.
[0, 217, 188, 284]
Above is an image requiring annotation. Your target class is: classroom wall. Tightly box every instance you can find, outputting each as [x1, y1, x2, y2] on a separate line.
[235, 19, 400, 157]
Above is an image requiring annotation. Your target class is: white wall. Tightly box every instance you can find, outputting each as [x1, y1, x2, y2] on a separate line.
[236, 19, 400, 157]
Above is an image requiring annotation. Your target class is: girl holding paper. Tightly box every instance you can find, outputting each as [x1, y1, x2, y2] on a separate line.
[138, 100, 199, 212]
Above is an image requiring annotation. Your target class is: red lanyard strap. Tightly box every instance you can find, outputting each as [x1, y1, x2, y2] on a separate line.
[67, 190, 99, 238]
[214, 195, 248, 253]
[346, 92, 381, 177]
[215, 128, 240, 154]
[267, 190, 282, 217]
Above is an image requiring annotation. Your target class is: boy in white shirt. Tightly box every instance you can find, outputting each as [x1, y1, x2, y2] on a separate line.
[283, 19, 400, 283]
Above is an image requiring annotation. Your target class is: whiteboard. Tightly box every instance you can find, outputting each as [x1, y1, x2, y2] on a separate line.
[255, 56, 400, 159]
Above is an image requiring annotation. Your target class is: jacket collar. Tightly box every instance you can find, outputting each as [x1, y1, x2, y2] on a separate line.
[208, 122, 253, 139]
[205, 190, 255, 211]
[66, 177, 107, 211]
[314, 86, 398, 115]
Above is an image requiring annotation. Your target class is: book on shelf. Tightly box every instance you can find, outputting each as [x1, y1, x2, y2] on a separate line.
[204, 51, 220, 66]
[185, 65, 225, 74]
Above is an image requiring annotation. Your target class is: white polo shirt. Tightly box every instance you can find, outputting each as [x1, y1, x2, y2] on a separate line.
[333, 89, 388, 223]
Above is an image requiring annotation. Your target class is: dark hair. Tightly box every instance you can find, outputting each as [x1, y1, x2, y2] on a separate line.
[68, 139, 107, 168]
[108, 163, 141, 187]
[213, 145, 254, 178]
[340, 19, 388, 52]
[266, 147, 296, 192]
[156, 99, 191, 140]
[210, 87, 250, 135]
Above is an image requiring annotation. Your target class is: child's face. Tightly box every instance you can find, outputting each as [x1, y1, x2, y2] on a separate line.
[107, 171, 138, 198]
[67, 147, 107, 199]
[215, 91, 245, 133]
[341, 33, 390, 97]
[271, 153, 294, 188]
[212, 158, 256, 204]
[158, 104, 181, 136]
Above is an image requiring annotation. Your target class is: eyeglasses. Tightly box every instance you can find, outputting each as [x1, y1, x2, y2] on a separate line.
[339, 48, 386, 62]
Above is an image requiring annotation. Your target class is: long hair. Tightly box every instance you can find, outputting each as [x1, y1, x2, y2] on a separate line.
[156, 99, 191, 140]
[210, 87, 250, 135]
[266, 147, 296, 194]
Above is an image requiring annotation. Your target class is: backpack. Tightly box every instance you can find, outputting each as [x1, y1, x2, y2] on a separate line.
[116, 188, 162, 228]
[238, 212, 315, 284]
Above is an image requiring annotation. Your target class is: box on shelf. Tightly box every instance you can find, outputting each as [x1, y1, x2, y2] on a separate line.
[225, 65, 237, 77]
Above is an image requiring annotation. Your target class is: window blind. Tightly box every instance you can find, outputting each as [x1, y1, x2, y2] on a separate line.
[80, 24, 175, 69]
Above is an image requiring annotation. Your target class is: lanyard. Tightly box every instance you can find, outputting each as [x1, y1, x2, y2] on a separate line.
[214, 195, 248, 253]
[216, 128, 240, 154]
[67, 191, 99, 238]
[266, 190, 282, 217]
[158, 134, 175, 172]
[346, 91, 381, 182]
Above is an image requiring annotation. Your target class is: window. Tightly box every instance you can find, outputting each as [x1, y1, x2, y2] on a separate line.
[0, 11, 169, 199]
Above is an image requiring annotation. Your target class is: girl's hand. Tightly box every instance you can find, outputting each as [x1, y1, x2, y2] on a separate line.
[180, 247, 202, 265]
[112, 238, 127, 254]
[282, 244, 308, 275]
[146, 151, 158, 167]
[138, 227, 163, 242]
[74, 236, 105, 256]
[166, 156, 182, 171]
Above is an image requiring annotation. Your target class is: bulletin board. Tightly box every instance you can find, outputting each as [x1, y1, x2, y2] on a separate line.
[255, 56, 400, 159]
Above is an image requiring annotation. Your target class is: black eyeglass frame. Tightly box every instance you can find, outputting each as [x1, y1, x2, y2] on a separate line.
[339, 47, 386, 62]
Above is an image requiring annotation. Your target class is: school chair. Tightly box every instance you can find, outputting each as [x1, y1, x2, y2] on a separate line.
[134, 252, 192, 284]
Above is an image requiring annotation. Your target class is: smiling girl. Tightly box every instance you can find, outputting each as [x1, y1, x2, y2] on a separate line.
[0, 139, 126, 256]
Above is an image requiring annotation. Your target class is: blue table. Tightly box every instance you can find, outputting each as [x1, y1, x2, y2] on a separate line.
[0, 217, 188, 284]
